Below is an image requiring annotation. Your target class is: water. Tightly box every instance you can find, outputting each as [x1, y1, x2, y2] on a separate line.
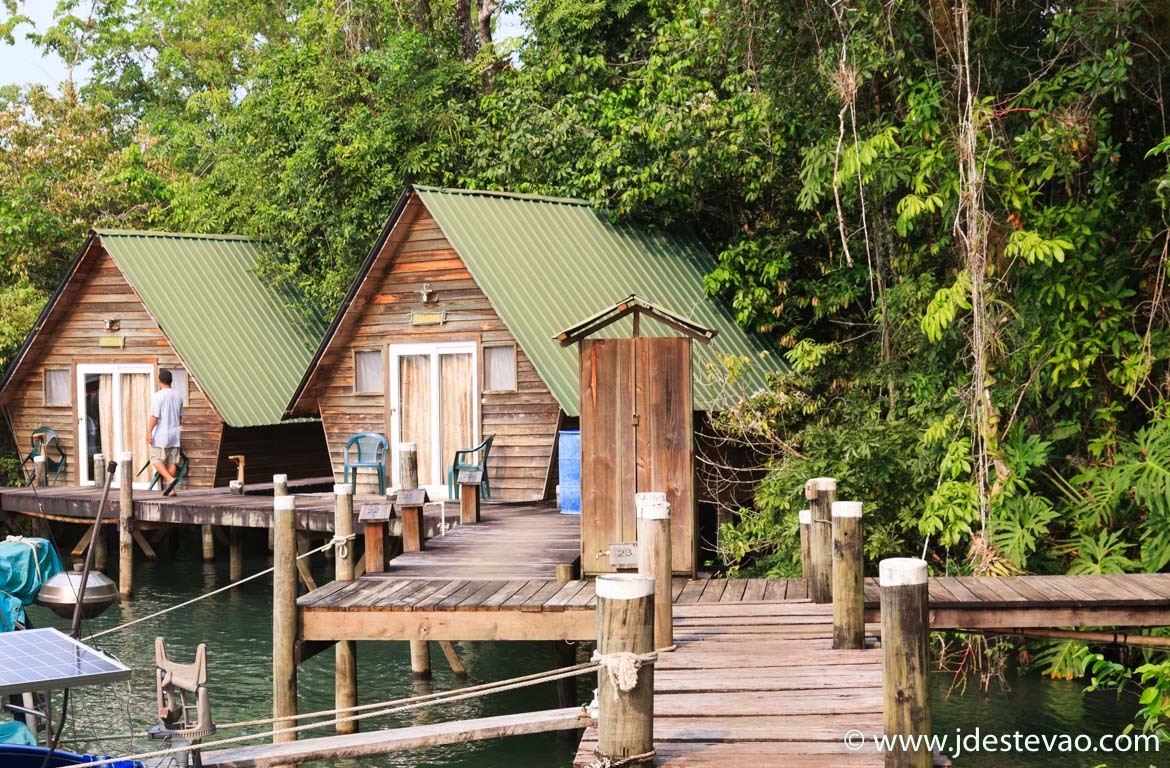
[19, 547, 1152, 768]
[933, 671, 1152, 767]
[22, 549, 592, 767]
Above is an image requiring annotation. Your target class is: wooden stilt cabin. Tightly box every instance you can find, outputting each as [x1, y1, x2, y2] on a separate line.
[0, 230, 332, 489]
[285, 186, 784, 521]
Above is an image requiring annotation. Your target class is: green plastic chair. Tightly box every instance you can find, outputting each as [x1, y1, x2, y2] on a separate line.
[343, 432, 388, 494]
[447, 435, 493, 500]
[139, 449, 190, 491]
[22, 427, 66, 486]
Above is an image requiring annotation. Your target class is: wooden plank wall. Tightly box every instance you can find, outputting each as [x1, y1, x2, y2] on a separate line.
[214, 422, 332, 486]
[308, 199, 562, 500]
[1, 244, 223, 488]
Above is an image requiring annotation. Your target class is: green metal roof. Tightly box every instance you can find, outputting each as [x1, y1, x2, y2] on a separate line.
[97, 230, 327, 427]
[413, 187, 783, 415]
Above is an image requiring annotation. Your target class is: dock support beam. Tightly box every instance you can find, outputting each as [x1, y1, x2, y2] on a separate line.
[273, 489, 298, 746]
[459, 479, 481, 525]
[334, 484, 358, 735]
[596, 574, 655, 768]
[33, 454, 45, 487]
[806, 477, 835, 603]
[399, 443, 418, 491]
[118, 453, 134, 596]
[202, 525, 215, 562]
[397, 446, 430, 680]
[832, 501, 864, 650]
[92, 454, 104, 490]
[636, 492, 673, 651]
[410, 640, 432, 681]
[798, 508, 811, 580]
[553, 562, 578, 708]
[880, 557, 932, 768]
[229, 528, 244, 581]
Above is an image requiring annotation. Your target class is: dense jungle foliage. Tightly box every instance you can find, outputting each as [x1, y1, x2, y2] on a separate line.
[1, 0, 1169, 689]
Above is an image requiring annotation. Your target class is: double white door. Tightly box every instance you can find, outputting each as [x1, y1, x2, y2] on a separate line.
[388, 342, 477, 498]
[77, 363, 154, 488]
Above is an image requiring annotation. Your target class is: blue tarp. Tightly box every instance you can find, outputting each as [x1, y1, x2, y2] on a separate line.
[0, 721, 37, 746]
[0, 537, 64, 632]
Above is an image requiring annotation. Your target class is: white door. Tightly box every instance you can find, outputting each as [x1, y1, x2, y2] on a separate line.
[77, 363, 155, 488]
[388, 342, 478, 498]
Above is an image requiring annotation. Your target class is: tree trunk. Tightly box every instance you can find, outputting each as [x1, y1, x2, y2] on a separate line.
[477, 0, 497, 49]
[415, 0, 431, 34]
[455, 0, 477, 60]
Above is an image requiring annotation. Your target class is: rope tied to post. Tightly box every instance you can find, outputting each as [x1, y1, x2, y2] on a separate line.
[588, 748, 657, 768]
[327, 531, 357, 559]
[590, 649, 657, 699]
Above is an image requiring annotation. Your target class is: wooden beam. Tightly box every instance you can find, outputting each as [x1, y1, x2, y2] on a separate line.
[300, 608, 596, 642]
[200, 707, 594, 768]
[131, 528, 159, 560]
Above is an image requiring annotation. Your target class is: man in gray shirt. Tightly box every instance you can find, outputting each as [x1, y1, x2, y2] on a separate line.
[148, 369, 184, 495]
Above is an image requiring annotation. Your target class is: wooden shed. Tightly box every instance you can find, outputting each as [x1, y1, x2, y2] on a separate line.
[0, 230, 332, 489]
[286, 186, 784, 512]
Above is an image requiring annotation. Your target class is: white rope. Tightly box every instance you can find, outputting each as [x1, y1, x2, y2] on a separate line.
[329, 532, 356, 560]
[4, 535, 43, 579]
[73, 663, 599, 766]
[588, 749, 657, 768]
[590, 650, 657, 700]
[215, 661, 598, 730]
[87, 539, 337, 641]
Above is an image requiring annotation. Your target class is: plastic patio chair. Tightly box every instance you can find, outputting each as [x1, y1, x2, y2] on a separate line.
[22, 427, 66, 486]
[139, 449, 190, 491]
[343, 432, 389, 494]
[447, 435, 493, 500]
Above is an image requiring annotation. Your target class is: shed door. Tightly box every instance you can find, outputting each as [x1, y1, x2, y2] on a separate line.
[77, 363, 154, 489]
[580, 337, 694, 575]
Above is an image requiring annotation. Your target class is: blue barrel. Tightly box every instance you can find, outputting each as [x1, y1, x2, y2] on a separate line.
[0, 745, 140, 767]
[558, 430, 581, 514]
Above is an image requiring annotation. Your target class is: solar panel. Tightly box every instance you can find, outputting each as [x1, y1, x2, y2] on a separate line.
[0, 627, 131, 696]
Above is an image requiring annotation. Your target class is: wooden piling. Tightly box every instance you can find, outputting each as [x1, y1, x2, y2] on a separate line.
[438, 641, 468, 678]
[553, 562, 577, 708]
[202, 525, 215, 562]
[273, 492, 298, 745]
[334, 484, 358, 735]
[636, 493, 673, 651]
[798, 508, 811, 580]
[880, 557, 932, 768]
[228, 527, 244, 582]
[92, 453, 105, 488]
[807, 477, 836, 603]
[410, 639, 432, 681]
[270, 474, 288, 553]
[831, 501, 864, 650]
[595, 574, 655, 767]
[117, 452, 134, 596]
[399, 443, 418, 491]
[33, 454, 45, 487]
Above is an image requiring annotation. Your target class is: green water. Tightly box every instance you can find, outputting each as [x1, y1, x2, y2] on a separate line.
[22, 550, 592, 767]
[18, 548, 1153, 767]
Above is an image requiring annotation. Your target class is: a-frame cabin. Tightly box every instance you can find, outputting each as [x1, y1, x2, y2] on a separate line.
[0, 230, 332, 489]
[285, 186, 783, 511]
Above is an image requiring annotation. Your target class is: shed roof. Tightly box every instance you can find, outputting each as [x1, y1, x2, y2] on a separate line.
[411, 186, 782, 415]
[94, 230, 327, 427]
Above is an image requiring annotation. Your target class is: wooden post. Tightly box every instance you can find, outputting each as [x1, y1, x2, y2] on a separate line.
[880, 557, 932, 768]
[229, 480, 244, 496]
[832, 501, 864, 650]
[33, 454, 46, 487]
[806, 477, 836, 603]
[92, 453, 104, 488]
[636, 493, 673, 651]
[117, 453, 134, 596]
[553, 562, 578, 708]
[273, 492, 298, 745]
[409, 639, 432, 681]
[334, 484, 358, 735]
[401, 505, 424, 553]
[360, 505, 391, 571]
[270, 474, 288, 553]
[399, 443, 418, 492]
[458, 471, 481, 525]
[228, 527, 244, 582]
[798, 508, 811, 580]
[202, 525, 215, 562]
[595, 574, 655, 767]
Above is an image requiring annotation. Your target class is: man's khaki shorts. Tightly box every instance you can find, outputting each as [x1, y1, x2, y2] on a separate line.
[150, 446, 182, 465]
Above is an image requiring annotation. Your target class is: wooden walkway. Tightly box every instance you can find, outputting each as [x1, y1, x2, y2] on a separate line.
[574, 601, 890, 767]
